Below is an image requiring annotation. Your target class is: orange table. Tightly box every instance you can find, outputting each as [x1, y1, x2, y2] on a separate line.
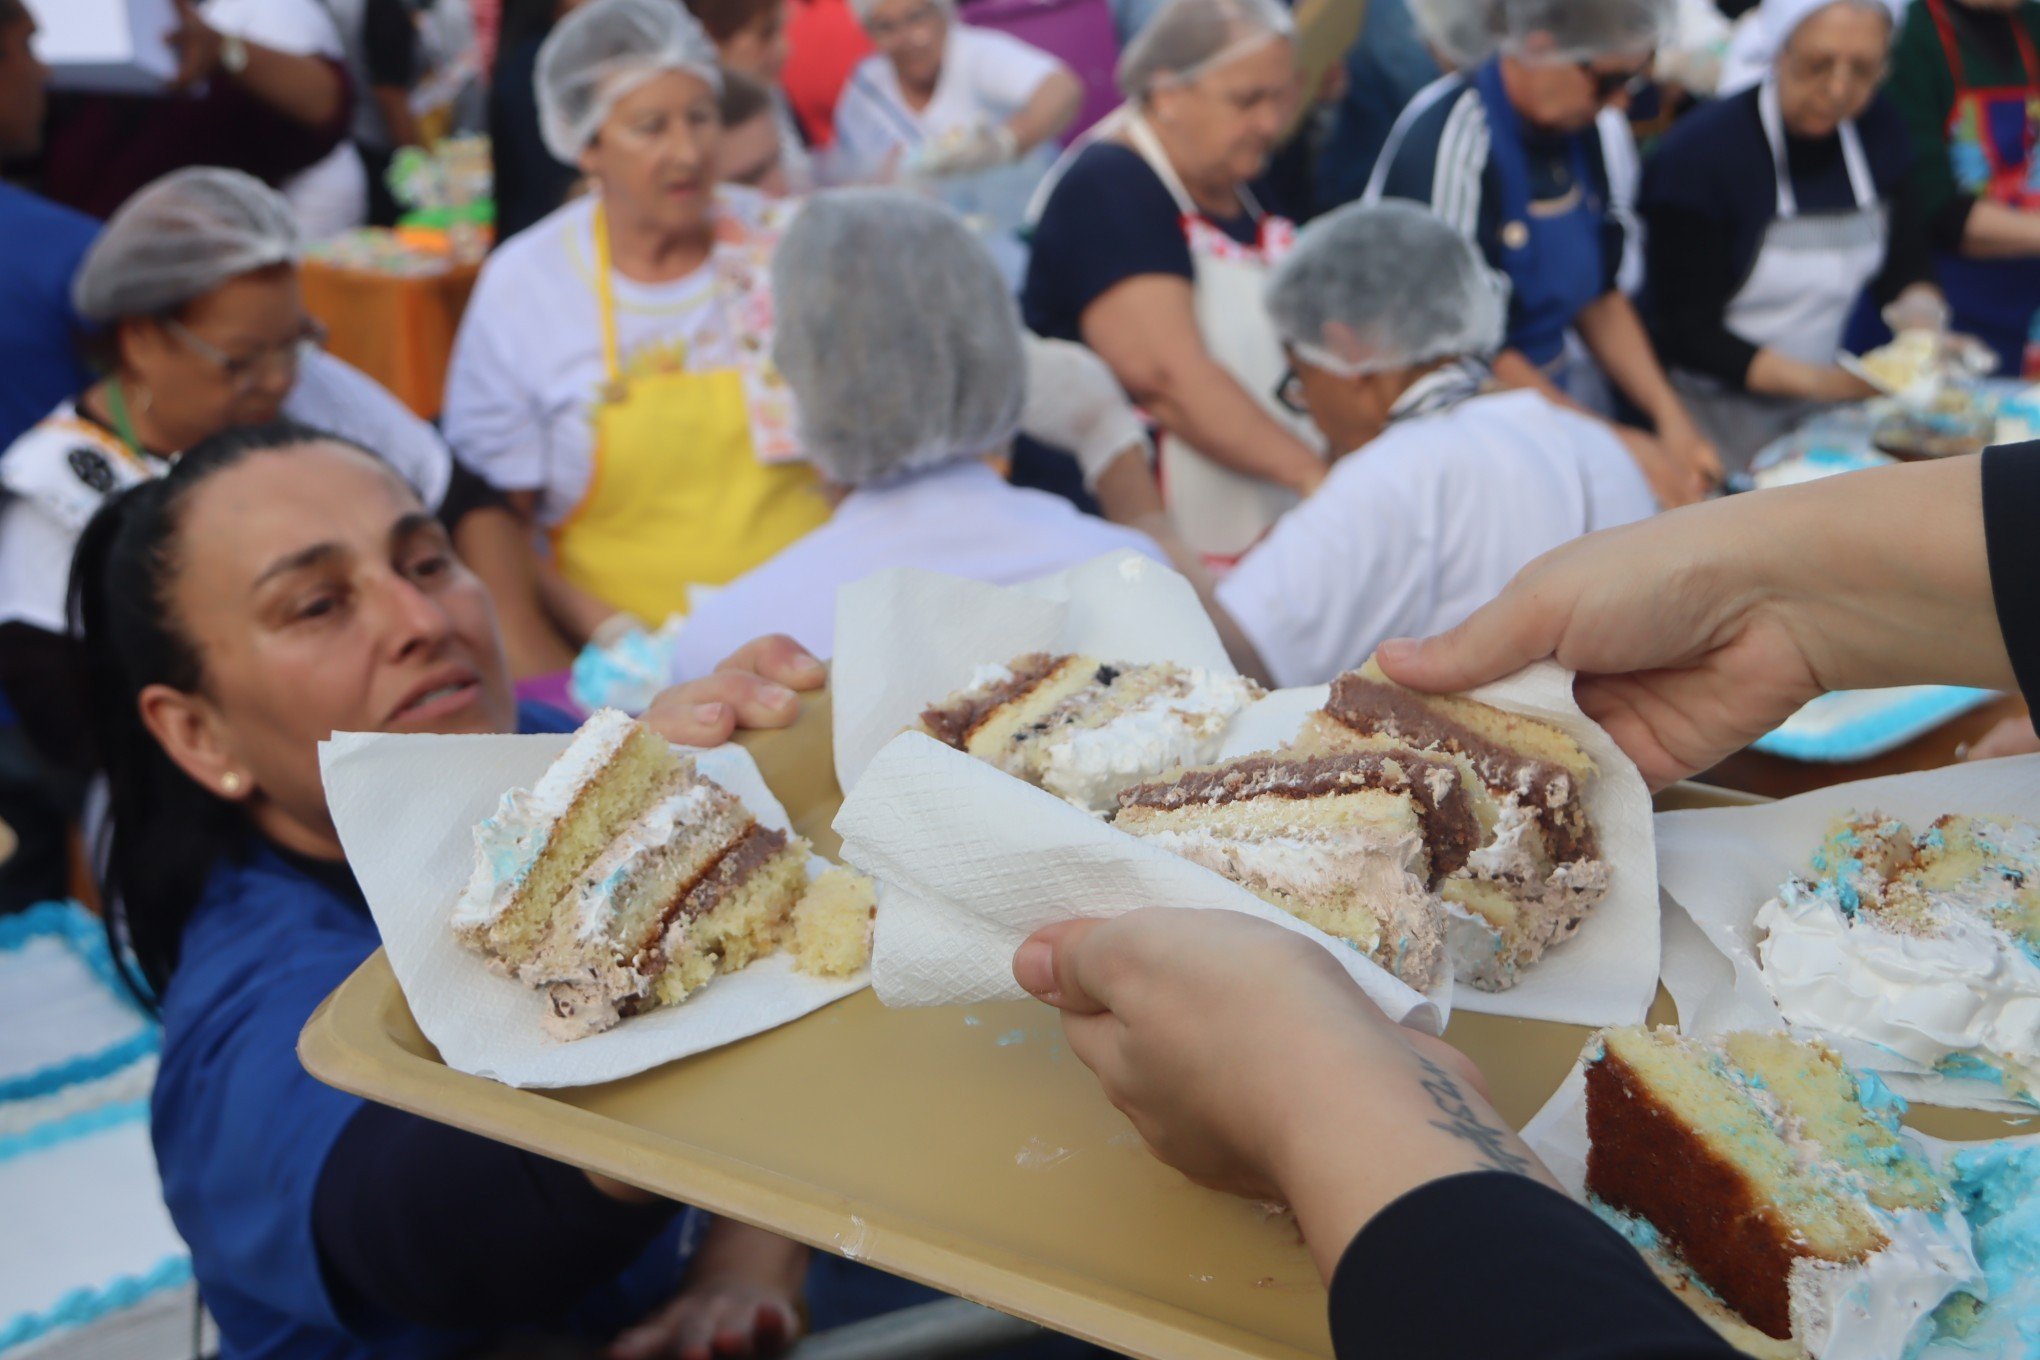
[300, 259, 481, 421]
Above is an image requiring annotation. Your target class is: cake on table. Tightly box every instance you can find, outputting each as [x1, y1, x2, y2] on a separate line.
[1297, 660, 1611, 989]
[1112, 750, 1476, 990]
[452, 709, 817, 1039]
[1755, 812, 2040, 1103]
[916, 654, 1263, 814]
[1583, 1026, 1977, 1359]
[790, 867, 877, 979]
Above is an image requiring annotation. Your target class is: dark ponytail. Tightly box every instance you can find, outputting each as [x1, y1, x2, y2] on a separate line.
[70, 419, 352, 1007]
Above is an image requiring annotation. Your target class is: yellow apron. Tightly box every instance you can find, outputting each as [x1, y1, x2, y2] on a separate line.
[552, 202, 830, 623]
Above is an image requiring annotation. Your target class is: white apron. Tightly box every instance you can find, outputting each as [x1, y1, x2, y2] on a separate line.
[1676, 79, 1889, 469]
[1032, 109, 1322, 561]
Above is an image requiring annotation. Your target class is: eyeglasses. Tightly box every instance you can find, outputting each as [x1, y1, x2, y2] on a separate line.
[1781, 51, 1888, 88]
[1578, 60, 1653, 103]
[862, 2, 942, 41]
[1273, 365, 1308, 417]
[166, 316, 327, 393]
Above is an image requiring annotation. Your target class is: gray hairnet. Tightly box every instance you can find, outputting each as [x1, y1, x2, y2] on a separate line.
[772, 190, 1025, 486]
[1499, 0, 1672, 60]
[1116, 0, 1294, 99]
[71, 167, 300, 322]
[1264, 200, 1506, 374]
[536, 0, 723, 164]
[1410, 0, 1503, 70]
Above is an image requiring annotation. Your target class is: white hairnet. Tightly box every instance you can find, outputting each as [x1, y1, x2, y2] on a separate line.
[1116, 0, 1294, 99]
[771, 190, 1025, 486]
[536, 0, 723, 164]
[1717, 0, 1899, 95]
[1499, 0, 1673, 61]
[1410, 0, 1503, 71]
[71, 167, 299, 322]
[846, 0, 954, 26]
[1264, 200, 1505, 375]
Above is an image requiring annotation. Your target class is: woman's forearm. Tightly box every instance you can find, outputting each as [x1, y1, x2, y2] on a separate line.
[235, 43, 349, 129]
[1574, 291, 1684, 424]
[1141, 358, 1324, 493]
[452, 507, 578, 678]
[1961, 200, 2040, 259]
[1005, 69, 1083, 155]
[1745, 348, 1875, 402]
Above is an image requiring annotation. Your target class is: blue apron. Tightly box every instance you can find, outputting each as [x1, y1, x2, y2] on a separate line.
[1474, 58, 1607, 370]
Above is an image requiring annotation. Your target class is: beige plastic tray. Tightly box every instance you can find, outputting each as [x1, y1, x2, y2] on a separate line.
[299, 691, 2026, 1360]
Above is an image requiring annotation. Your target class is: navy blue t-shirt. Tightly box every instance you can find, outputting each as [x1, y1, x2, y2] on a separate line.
[1021, 141, 1261, 344]
[1639, 86, 1929, 388]
[0, 184, 97, 450]
[151, 703, 693, 1360]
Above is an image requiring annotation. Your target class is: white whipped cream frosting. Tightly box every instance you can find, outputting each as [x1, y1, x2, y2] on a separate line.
[572, 780, 718, 942]
[1038, 669, 1260, 813]
[1789, 1201, 1978, 1360]
[1755, 884, 2040, 1100]
[451, 708, 641, 931]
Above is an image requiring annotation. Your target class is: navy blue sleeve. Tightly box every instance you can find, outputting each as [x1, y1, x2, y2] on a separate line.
[1639, 96, 1767, 386]
[1021, 144, 1194, 343]
[314, 1102, 679, 1331]
[1986, 442, 2040, 706]
[1329, 1173, 1738, 1359]
[489, 39, 580, 243]
[1860, 94, 1936, 304]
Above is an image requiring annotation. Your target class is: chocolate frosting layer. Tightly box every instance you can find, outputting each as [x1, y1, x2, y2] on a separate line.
[918, 653, 1068, 748]
[1117, 751, 1479, 883]
[1323, 675, 1599, 863]
[632, 820, 791, 975]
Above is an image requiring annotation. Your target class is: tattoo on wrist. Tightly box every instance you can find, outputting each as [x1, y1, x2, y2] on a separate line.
[1415, 1055, 1535, 1177]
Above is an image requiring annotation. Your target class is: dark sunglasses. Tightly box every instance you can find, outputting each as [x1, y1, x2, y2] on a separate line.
[1579, 61, 1653, 102]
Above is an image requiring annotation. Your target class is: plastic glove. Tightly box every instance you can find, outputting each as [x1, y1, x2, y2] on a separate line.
[571, 616, 685, 715]
[1882, 291, 1952, 336]
[907, 122, 1019, 179]
[1019, 335, 1152, 489]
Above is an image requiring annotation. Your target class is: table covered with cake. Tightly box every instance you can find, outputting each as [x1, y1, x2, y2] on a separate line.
[300, 555, 2040, 1360]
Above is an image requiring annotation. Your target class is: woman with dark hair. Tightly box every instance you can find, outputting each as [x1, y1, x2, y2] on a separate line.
[75, 418, 830, 1360]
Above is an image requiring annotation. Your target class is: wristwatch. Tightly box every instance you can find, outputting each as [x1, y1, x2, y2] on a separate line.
[220, 31, 250, 77]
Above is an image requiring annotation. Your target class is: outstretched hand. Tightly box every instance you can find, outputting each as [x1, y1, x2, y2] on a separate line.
[639, 635, 826, 748]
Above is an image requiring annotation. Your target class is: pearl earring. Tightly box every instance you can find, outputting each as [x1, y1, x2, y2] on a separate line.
[221, 772, 244, 795]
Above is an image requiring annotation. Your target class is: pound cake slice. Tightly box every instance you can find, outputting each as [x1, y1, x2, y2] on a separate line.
[1757, 811, 2040, 1102]
[453, 711, 811, 1039]
[1111, 749, 1477, 990]
[916, 654, 1262, 813]
[1298, 659, 1609, 990]
[1584, 1026, 1976, 1359]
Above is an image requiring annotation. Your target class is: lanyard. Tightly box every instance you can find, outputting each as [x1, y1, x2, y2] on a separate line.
[104, 379, 148, 461]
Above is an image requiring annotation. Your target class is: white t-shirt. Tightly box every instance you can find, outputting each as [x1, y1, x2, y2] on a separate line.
[669, 458, 1163, 677]
[1216, 390, 1658, 689]
[442, 190, 782, 526]
[0, 350, 453, 632]
[831, 24, 1066, 178]
[204, 0, 369, 239]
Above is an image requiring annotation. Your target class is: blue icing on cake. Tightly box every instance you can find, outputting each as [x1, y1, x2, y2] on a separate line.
[1853, 1068, 1910, 1132]
[1940, 1143, 2040, 1355]
[1936, 1053, 2009, 1086]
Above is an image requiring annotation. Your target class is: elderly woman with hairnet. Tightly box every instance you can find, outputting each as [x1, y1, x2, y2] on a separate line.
[1367, 0, 1722, 507]
[1023, 0, 1326, 564]
[1646, 0, 1945, 471]
[445, 0, 831, 646]
[0, 167, 569, 765]
[1106, 201, 1658, 690]
[668, 189, 1165, 676]
[830, 0, 1082, 246]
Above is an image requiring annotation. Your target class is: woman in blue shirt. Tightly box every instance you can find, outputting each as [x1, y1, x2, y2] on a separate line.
[73, 419, 830, 1360]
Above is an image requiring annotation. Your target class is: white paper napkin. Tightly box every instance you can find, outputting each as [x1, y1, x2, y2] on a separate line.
[1656, 756, 2040, 1113]
[320, 732, 865, 1089]
[1214, 665, 1660, 1027]
[830, 550, 1236, 795]
[833, 732, 1447, 1033]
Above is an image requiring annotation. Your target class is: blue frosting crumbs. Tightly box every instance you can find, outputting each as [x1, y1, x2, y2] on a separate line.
[1938, 1053, 2010, 1086]
[1854, 1068, 1910, 1131]
[995, 1029, 1027, 1047]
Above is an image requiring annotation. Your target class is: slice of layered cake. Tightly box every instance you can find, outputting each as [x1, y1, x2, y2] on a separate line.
[452, 710, 811, 1039]
[790, 867, 877, 978]
[1756, 812, 2040, 1103]
[1297, 659, 1610, 990]
[916, 654, 1263, 814]
[1112, 750, 1478, 990]
[1584, 1026, 1977, 1359]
